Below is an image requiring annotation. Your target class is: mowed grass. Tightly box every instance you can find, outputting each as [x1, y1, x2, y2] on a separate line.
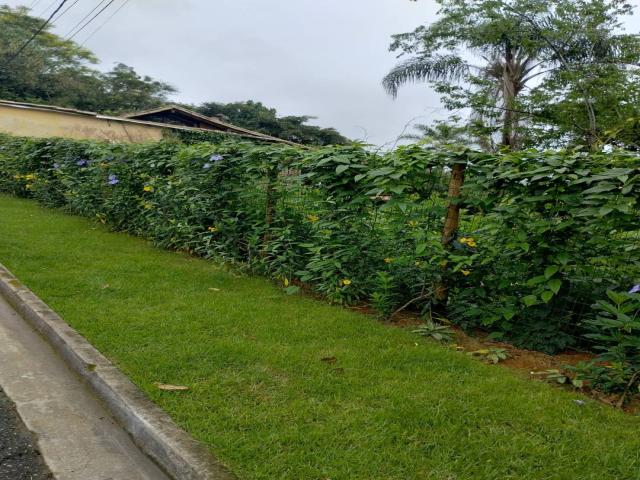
[0, 194, 639, 480]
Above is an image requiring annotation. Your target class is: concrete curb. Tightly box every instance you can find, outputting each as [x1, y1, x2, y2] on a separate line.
[0, 263, 236, 480]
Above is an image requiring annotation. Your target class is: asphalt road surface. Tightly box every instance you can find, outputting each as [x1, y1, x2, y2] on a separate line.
[0, 387, 52, 480]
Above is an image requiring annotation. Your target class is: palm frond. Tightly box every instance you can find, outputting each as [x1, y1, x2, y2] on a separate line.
[382, 54, 469, 98]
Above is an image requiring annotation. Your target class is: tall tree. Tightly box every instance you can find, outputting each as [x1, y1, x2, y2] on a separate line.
[517, 1, 640, 148]
[0, 5, 98, 107]
[0, 6, 176, 113]
[385, 0, 640, 150]
[99, 63, 176, 114]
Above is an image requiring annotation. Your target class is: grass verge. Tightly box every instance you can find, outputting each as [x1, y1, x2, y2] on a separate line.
[0, 194, 639, 480]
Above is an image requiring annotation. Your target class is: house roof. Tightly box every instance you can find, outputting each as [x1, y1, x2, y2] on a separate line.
[0, 99, 294, 145]
[122, 104, 296, 145]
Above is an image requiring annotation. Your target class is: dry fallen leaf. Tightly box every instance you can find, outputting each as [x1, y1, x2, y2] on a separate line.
[208, 288, 221, 291]
[321, 356, 337, 364]
[101, 284, 110, 289]
[155, 383, 189, 391]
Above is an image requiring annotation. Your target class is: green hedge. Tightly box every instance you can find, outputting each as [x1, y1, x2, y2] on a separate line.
[0, 133, 638, 353]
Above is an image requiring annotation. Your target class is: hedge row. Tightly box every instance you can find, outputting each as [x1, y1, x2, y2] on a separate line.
[0, 133, 638, 353]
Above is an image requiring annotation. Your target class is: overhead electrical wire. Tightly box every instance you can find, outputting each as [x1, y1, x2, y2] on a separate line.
[51, 0, 83, 24]
[4, 0, 69, 65]
[36, 0, 61, 17]
[81, 0, 130, 46]
[67, 0, 117, 41]
[63, 0, 109, 39]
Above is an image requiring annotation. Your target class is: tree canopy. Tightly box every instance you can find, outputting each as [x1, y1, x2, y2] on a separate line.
[197, 101, 350, 146]
[0, 6, 177, 114]
[386, 0, 640, 150]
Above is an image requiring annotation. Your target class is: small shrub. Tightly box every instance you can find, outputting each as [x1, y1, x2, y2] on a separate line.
[572, 290, 640, 404]
[467, 348, 510, 364]
[413, 318, 456, 343]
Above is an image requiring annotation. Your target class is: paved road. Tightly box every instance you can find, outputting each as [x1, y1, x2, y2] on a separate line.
[0, 387, 52, 480]
[0, 294, 169, 480]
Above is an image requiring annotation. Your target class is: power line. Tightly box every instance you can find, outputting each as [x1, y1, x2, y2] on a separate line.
[29, 0, 45, 9]
[5, 0, 68, 65]
[63, 0, 108, 39]
[67, 0, 117, 41]
[81, 0, 130, 46]
[51, 0, 83, 24]
[36, 0, 61, 17]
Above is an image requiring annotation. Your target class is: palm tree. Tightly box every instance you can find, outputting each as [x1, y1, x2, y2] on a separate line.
[383, 41, 539, 150]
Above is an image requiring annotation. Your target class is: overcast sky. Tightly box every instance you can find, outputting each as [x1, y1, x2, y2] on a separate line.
[6, 1, 640, 146]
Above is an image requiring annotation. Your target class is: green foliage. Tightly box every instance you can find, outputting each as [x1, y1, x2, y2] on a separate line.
[467, 348, 510, 364]
[450, 150, 640, 352]
[413, 318, 456, 343]
[1, 134, 638, 355]
[573, 290, 640, 400]
[530, 369, 584, 389]
[370, 271, 396, 320]
[388, 0, 640, 150]
[96, 63, 177, 114]
[0, 6, 176, 113]
[197, 100, 349, 146]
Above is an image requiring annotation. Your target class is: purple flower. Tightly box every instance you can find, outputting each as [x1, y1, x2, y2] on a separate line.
[107, 174, 119, 185]
[203, 163, 212, 169]
[76, 159, 88, 167]
[210, 154, 223, 162]
[629, 284, 640, 294]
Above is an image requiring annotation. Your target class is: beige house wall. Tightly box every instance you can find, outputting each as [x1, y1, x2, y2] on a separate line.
[0, 104, 165, 143]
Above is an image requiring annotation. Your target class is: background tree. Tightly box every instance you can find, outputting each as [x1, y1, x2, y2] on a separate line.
[517, 1, 640, 148]
[197, 100, 349, 146]
[98, 63, 176, 114]
[400, 116, 474, 146]
[0, 5, 98, 107]
[0, 6, 176, 113]
[386, 0, 640, 150]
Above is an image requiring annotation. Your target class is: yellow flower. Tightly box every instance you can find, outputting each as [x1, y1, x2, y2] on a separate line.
[459, 237, 477, 247]
[384, 257, 394, 264]
[461, 270, 471, 276]
[208, 226, 218, 233]
[25, 184, 33, 190]
[25, 173, 36, 181]
[143, 202, 153, 210]
[407, 220, 418, 228]
[415, 260, 422, 267]
[13, 174, 22, 180]
[341, 279, 352, 286]
[143, 185, 154, 192]
[284, 278, 289, 287]
[306, 214, 319, 223]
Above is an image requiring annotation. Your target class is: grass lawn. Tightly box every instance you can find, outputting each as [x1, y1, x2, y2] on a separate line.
[0, 194, 639, 480]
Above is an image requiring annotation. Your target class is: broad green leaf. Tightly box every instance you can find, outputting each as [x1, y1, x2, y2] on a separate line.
[606, 290, 627, 305]
[522, 295, 538, 307]
[544, 266, 559, 279]
[541, 290, 554, 304]
[547, 279, 562, 294]
[583, 182, 617, 194]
